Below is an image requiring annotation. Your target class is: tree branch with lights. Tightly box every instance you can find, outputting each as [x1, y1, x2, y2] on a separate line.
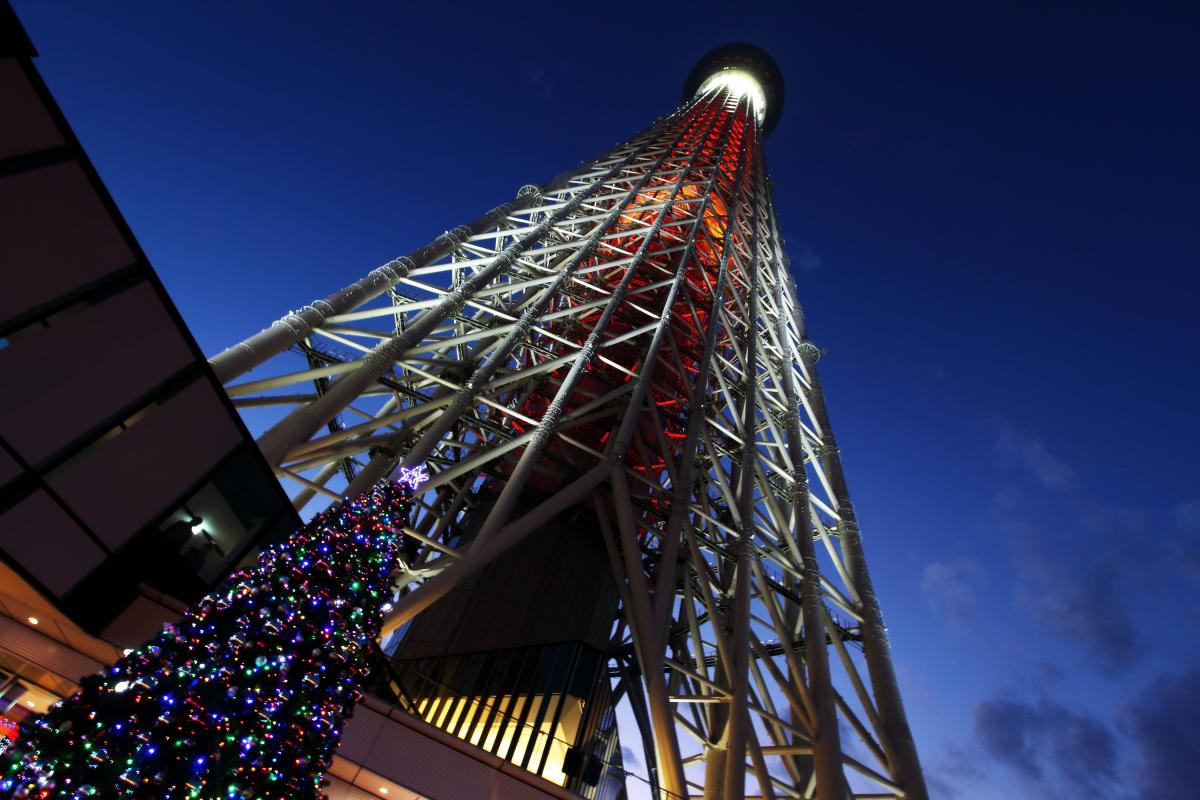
[1, 470, 428, 800]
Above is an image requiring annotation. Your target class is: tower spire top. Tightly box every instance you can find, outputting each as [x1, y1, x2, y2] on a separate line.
[682, 42, 784, 135]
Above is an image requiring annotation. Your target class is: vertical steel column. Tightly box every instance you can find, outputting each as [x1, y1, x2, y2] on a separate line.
[721, 125, 760, 800]
[649, 103, 748, 648]
[764, 190, 848, 800]
[790, 323, 929, 800]
[602, 96, 745, 800]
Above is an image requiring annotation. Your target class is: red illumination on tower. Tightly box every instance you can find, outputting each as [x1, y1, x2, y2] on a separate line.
[205, 43, 928, 800]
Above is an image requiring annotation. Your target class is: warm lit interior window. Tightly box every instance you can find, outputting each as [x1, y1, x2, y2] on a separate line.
[415, 692, 584, 786]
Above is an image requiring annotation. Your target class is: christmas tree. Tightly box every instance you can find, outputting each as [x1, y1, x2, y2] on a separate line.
[1, 473, 426, 800]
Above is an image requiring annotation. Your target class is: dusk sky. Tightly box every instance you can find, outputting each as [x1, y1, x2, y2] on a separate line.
[12, 2, 1200, 796]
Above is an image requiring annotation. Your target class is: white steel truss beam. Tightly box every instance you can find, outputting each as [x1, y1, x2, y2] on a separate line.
[211, 84, 926, 800]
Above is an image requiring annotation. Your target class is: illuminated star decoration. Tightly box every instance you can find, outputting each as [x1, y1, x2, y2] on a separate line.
[395, 464, 430, 492]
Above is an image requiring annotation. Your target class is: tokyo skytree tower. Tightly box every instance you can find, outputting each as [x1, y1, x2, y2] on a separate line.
[209, 44, 927, 800]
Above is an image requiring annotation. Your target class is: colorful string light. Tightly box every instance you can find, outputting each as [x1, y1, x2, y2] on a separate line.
[0, 480, 416, 799]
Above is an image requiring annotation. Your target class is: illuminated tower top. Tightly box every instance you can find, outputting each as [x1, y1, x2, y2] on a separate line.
[681, 42, 785, 135]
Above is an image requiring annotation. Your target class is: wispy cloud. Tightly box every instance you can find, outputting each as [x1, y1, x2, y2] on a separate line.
[792, 244, 822, 272]
[978, 418, 1141, 670]
[924, 771, 960, 799]
[921, 558, 983, 632]
[1174, 498, 1200, 530]
[522, 59, 568, 99]
[1012, 536, 1137, 673]
[990, 484, 1025, 512]
[1172, 498, 1200, 582]
[1121, 666, 1200, 798]
[989, 417, 1076, 491]
[974, 697, 1120, 798]
[925, 742, 992, 799]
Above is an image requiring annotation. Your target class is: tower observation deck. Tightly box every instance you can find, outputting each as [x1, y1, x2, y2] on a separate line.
[210, 43, 928, 800]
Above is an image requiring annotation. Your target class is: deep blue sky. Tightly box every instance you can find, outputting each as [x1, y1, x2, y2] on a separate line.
[13, 2, 1200, 796]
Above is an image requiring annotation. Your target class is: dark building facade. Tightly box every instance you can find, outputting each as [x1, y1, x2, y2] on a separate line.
[0, 0, 297, 747]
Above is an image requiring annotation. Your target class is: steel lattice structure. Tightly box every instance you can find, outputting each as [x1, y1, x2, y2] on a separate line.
[209, 46, 927, 800]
